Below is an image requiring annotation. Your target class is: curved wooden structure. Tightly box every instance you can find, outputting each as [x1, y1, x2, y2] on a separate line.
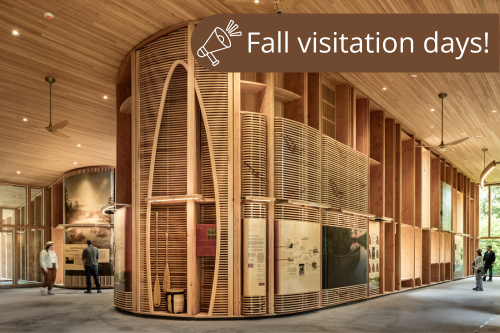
[114, 21, 482, 319]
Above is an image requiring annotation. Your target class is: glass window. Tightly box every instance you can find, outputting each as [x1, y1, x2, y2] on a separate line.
[0, 185, 27, 225]
[479, 239, 500, 276]
[0, 227, 14, 285]
[31, 188, 44, 227]
[18, 229, 44, 284]
[479, 187, 489, 237]
[490, 186, 500, 237]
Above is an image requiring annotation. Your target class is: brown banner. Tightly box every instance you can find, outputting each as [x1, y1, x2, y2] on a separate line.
[191, 14, 498, 72]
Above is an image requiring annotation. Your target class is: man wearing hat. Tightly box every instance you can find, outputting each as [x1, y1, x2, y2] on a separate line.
[39, 241, 58, 295]
[483, 245, 496, 282]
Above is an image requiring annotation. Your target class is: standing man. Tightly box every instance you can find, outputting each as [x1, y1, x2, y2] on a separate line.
[483, 245, 496, 282]
[82, 239, 101, 293]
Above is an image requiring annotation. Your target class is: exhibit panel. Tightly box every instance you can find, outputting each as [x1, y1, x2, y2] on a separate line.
[368, 220, 380, 296]
[61, 167, 115, 288]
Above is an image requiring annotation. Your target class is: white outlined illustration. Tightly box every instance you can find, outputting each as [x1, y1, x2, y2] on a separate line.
[197, 20, 242, 66]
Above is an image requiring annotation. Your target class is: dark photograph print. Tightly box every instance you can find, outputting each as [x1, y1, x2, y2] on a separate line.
[323, 225, 367, 289]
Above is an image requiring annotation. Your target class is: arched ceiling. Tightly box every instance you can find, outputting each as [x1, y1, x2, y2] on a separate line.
[1, 0, 499, 187]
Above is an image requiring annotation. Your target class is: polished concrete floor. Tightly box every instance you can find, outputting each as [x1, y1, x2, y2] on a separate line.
[0, 277, 499, 332]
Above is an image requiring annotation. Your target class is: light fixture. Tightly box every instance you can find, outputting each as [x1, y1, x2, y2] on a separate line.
[478, 136, 483, 138]
[410, 75, 417, 79]
[480, 161, 500, 188]
[431, 126, 434, 128]
[463, 133, 466, 135]
[44, 12, 54, 20]
[103, 95, 108, 99]
[12, 30, 19, 36]
[16, 171, 20, 174]
[74, 162, 77, 164]
[493, 110, 497, 113]
[430, 109, 435, 111]
[254, 0, 259, 2]
[77, 144, 81, 147]
[23, 118, 27, 121]
[382, 87, 387, 90]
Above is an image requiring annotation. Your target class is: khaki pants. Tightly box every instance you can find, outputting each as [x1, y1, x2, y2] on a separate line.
[42, 264, 57, 291]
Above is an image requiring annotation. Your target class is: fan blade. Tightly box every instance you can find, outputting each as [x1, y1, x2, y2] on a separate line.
[47, 120, 69, 131]
[51, 130, 69, 139]
[224, 1, 275, 12]
[443, 137, 469, 147]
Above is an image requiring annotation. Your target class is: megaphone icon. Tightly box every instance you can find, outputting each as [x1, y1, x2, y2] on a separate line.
[197, 20, 242, 67]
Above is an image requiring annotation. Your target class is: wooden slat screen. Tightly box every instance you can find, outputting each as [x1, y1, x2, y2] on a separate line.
[322, 135, 368, 213]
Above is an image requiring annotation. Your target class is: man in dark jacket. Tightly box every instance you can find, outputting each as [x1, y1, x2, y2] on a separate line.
[483, 245, 496, 282]
[82, 239, 101, 293]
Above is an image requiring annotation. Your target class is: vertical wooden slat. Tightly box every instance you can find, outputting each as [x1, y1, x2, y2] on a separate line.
[394, 124, 402, 290]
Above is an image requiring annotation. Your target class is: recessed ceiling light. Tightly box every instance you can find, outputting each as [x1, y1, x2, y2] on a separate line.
[44, 12, 54, 20]
[16, 171, 20, 174]
[23, 118, 27, 121]
[431, 126, 434, 128]
[410, 75, 417, 79]
[77, 144, 81, 147]
[74, 162, 77, 164]
[493, 110, 497, 113]
[463, 133, 466, 135]
[382, 87, 387, 91]
[430, 109, 435, 112]
[254, 0, 259, 2]
[12, 30, 19, 36]
[103, 95, 108, 99]
[477, 136, 483, 138]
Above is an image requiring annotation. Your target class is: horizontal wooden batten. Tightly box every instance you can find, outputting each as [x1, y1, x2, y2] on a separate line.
[276, 199, 330, 209]
[242, 196, 275, 203]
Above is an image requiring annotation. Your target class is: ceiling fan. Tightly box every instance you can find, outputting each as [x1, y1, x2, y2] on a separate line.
[418, 93, 468, 152]
[40, 77, 69, 138]
[225, 0, 307, 14]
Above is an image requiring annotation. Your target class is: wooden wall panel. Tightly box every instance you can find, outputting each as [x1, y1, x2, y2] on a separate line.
[335, 84, 351, 147]
[430, 155, 440, 229]
[402, 137, 415, 226]
[116, 84, 132, 205]
[370, 111, 385, 217]
[284, 73, 307, 125]
[356, 99, 370, 156]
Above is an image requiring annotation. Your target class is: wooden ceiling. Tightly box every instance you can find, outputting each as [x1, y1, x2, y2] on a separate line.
[1, 0, 499, 187]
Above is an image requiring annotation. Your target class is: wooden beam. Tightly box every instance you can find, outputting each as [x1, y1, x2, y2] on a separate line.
[384, 118, 396, 292]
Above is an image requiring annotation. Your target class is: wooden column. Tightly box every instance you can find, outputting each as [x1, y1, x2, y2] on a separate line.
[384, 118, 396, 292]
[395, 124, 403, 290]
[261, 72, 275, 314]
[233, 73, 241, 316]
[186, 22, 201, 316]
[131, 49, 140, 312]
